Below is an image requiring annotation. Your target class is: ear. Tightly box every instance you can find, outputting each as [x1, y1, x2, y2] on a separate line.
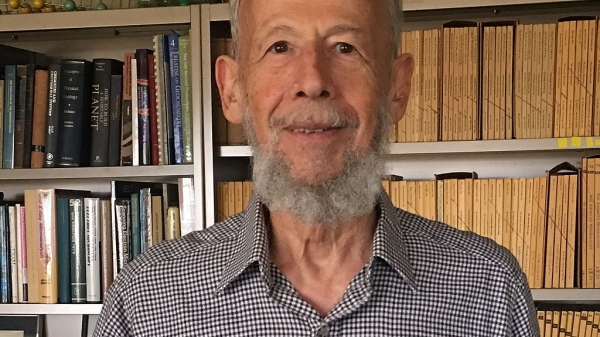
[215, 55, 243, 124]
[388, 53, 414, 124]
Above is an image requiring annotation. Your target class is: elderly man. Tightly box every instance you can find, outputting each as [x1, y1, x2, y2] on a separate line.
[94, 0, 538, 335]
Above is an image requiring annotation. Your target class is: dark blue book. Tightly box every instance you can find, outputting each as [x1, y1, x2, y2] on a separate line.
[56, 197, 71, 304]
[57, 60, 93, 167]
[167, 34, 183, 165]
[162, 36, 174, 165]
[2, 66, 16, 169]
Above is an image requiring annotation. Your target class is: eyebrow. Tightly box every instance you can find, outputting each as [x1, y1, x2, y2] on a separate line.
[326, 24, 366, 37]
[264, 24, 299, 39]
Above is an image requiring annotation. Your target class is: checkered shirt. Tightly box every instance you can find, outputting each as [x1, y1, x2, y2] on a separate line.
[93, 191, 539, 336]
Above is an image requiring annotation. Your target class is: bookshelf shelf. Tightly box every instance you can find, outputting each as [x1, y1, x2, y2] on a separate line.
[0, 304, 102, 315]
[218, 137, 600, 157]
[1, 6, 191, 33]
[532, 289, 600, 303]
[0, 165, 194, 181]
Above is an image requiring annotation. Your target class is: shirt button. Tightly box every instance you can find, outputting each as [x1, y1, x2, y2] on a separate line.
[316, 324, 330, 337]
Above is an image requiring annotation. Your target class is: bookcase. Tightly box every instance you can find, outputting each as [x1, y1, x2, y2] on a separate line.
[200, 0, 600, 323]
[0, 5, 203, 336]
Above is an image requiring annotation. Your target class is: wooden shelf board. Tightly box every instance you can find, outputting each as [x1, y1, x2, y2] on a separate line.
[218, 137, 600, 157]
[532, 289, 600, 302]
[0, 165, 194, 181]
[1, 6, 191, 33]
[0, 304, 102, 315]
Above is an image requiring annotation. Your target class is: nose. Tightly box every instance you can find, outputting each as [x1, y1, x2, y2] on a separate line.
[293, 49, 333, 100]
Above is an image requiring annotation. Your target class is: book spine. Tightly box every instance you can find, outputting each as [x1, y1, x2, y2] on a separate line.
[22, 64, 35, 168]
[143, 189, 153, 249]
[131, 59, 139, 166]
[16, 205, 27, 302]
[14, 66, 27, 169]
[178, 177, 195, 236]
[121, 53, 134, 166]
[24, 190, 39, 303]
[99, 199, 112, 300]
[148, 54, 159, 166]
[0, 80, 4, 165]
[0, 206, 8, 303]
[3, 66, 16, 169]
[56, 197, 71, 304]
[163, 36, 175, 165]
[84, 198, 101, 303]
[139, 189, 149, 253]
[115, 200, 131, 272]
[165, 206, 181, 241]
[38, 189, 58, 304]
[130, 193, 140, 259]
[179, 36, 193, 164]
[153, 35, 166, 165]
[136, 49, 152, 166]
[58, 60, 93, 167]
[152, 196, 163, 245]
[108, 75, 123, 167]
[44, 64, 61, 168]
[89, 60, 112, 167]
[8, 206, 17, 303]
[69, 197, 86, 303]
[30, 69, 49, 169]
[168, 34, 184, 164]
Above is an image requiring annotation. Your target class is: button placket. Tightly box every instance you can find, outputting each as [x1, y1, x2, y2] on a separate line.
[316, 323, 330, 337]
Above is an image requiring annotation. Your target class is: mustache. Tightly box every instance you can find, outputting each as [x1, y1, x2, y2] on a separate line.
[269, 101, 359, 130]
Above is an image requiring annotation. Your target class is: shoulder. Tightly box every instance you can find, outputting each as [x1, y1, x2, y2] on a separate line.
[110, 213, 245, 292]
[394, 208, 523, 279]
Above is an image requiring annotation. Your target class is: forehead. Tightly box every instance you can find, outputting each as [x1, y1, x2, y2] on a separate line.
[239, 0, 387, 34]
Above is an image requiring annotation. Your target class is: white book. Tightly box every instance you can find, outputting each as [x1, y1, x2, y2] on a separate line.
[8, 206, 17, 303]
[84, 198, 101, 303]
[15, 204, 27, 303]
[131, 59, 140, 167]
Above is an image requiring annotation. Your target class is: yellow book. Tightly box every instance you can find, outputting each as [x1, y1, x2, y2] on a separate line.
[553, 311, 561, 337]
[481, 179, 489, 239]
[578, 312, 588, 337]
[228, 181, 236, 218]
[574, 20, 584, 137]
[416, 180, 424, 217]
[573, 311, 582, 337]
[423, 30, 431, 142]
[532, 24, 542, 139]
[500, 26, 508, 139]
[539, 311, 546, 337]
[24, 189, 39, 304]
[535, 177, 548, 289]
[511, 178, 519, 259]
[585, 311, 594, 337]
[215, 182, 223, 223]
[560, 311, 568, 337]
[458, 179, 466, 230]
[483, 27, 492, 140]
[593, 312, 600, 337]
[422, 181, 430, 220]
[242, 181, 253, 211]
[151, 195, 164, 245]
[166, 207, 181, 241]
[234, 181, 243, 215]
[414, 30, 423, 142]
[398, 32, 408, 142]
[473, 179, 481, 236]
[450, 179, 459, 228]
[587, 22, 597, 137]
[462, 27, 470, 141]
[523, 178, 534, 286]
[382, 179, 391, 198]
[547, 23, 557, 137]
[524, 24, 533, 138]
[582, 159, 589, 288]
[489, 179, 497, 244]
[431, 181, 438, 221]
[222, 182, 230, 220]
[466, 179, 474, 232]
[433, 29, 441, 142]
[561, 21, 570, 138]
[502, 179, 512, 251]
[567, 20, 577, 137]
[442, 28, 451, 141]
[578, 21, 589, 137]
[555, 22, 564, 138]
[546, 311, 554, 337]
[559, 175, 570, 288]
[450, 28, 458, 141]
[515, 24, 524, 139]
[408, 181, 417, 216]
[595, 157, 600, 288]
[436, 180, 443, 220]
[495, 26, 503, 140]
[553, 174, 565, 288]
[406, 32, 415, 142]
[530, 177, 541, 283]
[535, 24, 544, 139]
[391, 180, 400, 208]
[496, 179, 504, 247]
[546, 175, 558, 288]
[541, 24, 550, 138]
[566, 311, 575, 337]
[590, 158, 597, 288]
[400, 180, 408, 212]
[506, 25, 514, 139]
[517, 178, 527, 268]
[566, 174, 578, 288]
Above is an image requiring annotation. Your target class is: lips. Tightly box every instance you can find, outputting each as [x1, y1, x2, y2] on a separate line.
[291, 127, 337, 134]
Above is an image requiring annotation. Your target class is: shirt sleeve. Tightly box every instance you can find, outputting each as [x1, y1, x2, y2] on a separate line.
[510, 270, 540, 337]
[92, 280, 133, 337]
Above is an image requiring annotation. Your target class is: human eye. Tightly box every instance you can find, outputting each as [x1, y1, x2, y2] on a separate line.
[333, 42, 355, 54]
[268, 41, 290, 54]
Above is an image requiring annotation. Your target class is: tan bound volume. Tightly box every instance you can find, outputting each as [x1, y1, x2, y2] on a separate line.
[566, 174, 578, 288]
[506, 25, 514, 140]
[523, 178, 534, 286]
[554, 23, 564, 138]
[516, 178, 526, 267]
[515, 24, 524, 138]
[545, 175, 558, 288]
[534, 177, 548, 289]
[582, 158, 589, 288]
[529, 177, 540, 283]
[473, 180, 481, 236]
[587, 158, 595, 288]
[510, 178, 519, 260]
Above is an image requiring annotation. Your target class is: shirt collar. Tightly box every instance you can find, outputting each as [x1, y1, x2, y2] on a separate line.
[214, 190, 418, 295]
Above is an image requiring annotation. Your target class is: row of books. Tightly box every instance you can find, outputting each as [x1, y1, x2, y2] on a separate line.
[0, 178, 195, 304]
[538, 311, 600, 337]
[0, 33, 193, 169]
[217, 159, 595, 290]
[212, 18, 600, 145]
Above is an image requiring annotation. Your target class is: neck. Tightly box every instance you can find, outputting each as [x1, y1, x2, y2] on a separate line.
[268, 210, 377, 269]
